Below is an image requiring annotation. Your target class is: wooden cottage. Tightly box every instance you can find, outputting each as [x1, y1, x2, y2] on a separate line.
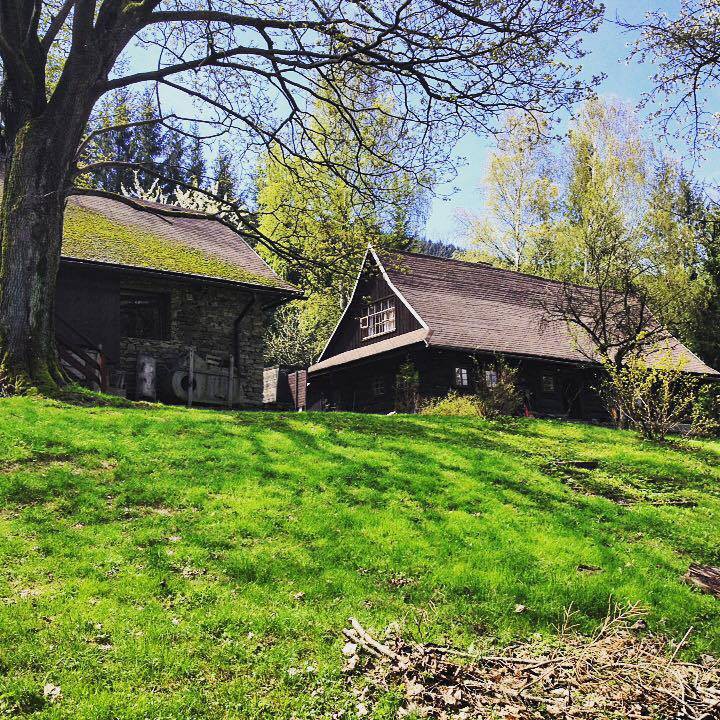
[307, 248, 717, 417]
[53, 193, 299, 404]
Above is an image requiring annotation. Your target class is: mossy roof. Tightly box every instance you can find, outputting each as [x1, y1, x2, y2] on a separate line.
[60, 194, 297, 291]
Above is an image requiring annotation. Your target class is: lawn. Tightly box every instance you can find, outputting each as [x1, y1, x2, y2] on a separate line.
[0, 397, 719, 718]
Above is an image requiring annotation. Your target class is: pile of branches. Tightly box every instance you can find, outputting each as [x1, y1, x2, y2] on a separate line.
[341, 605, 719, 719]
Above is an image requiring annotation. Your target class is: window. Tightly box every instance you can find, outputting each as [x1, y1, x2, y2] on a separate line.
[372, 377, 385, 397]
[484, 369, 498, 388]
[454, 367, 469, 387]
[360, 298, 396, 340]
[541, 375, 556, 393]
[120, 291, 170, 340]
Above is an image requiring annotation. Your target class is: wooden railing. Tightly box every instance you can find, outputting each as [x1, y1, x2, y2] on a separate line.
[55, 315, 109, 392]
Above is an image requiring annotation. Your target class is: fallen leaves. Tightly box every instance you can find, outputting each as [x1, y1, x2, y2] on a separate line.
[341, 605, 720, 719]
[42, 684, 62, 703]
[684, 565, 720, 599]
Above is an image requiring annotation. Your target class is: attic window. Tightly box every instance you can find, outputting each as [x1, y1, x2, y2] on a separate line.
[120, 291, 170, 341]
[360, 298, 396, 340]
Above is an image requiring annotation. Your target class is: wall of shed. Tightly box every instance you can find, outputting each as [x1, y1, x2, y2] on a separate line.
[55, 263, 267, 405]
[263, 367, 307, 409]
[322, 265, 421, 358]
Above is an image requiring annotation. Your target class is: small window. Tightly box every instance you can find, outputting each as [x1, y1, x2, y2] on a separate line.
[120, 291, 170, 340]
[541, 375, 555, 393]
[372, 377, 385, 397]
[454, 367, 469, 387]
[360, 298, 396, 340]
[484, 369, 498, 388]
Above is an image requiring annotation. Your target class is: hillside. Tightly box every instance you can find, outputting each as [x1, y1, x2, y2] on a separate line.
[1, 397, 719, 718]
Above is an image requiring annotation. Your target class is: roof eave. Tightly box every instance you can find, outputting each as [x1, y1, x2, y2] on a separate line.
[427, 340, 719, 376]
[59, 256, 302, 296]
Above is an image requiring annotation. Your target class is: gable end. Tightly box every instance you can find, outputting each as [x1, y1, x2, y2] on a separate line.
[316, 247, 428, 363]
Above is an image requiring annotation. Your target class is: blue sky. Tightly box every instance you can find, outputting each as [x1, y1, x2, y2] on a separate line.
[425, 0, 718, 245]
[128, 2, 713, 245]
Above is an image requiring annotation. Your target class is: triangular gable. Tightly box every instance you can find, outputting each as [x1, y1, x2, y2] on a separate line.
[315, 245, 429, 364]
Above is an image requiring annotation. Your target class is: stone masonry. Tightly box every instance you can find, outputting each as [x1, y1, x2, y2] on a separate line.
[118, 275, 266, 405]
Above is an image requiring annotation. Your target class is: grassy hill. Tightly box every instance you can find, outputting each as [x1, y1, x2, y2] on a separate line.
[0, 397, 719, 718]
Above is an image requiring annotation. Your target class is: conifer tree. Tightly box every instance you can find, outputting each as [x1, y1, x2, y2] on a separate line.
[213, 147, 237, 201]
[187, 126, 207, 189]
[89, 88, 138, 193]
[160, 126, 187, 194]
[132, 90, 164, 190]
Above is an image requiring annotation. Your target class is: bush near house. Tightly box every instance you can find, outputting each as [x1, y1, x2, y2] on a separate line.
[1, 397, 719, 718]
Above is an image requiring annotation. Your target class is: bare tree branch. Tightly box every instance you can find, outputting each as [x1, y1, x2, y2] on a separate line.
[40, 0, 75, 51]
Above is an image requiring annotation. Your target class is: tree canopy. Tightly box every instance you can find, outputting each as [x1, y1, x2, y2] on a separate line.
[459, 97, 720, 371]
[627, 0, 720, 155]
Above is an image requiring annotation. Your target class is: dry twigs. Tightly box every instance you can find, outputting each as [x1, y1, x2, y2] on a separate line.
[342, 605, 720, 719]
[684, 566, 720, 599]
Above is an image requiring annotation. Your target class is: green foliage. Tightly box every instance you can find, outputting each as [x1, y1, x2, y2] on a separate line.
[394, 359, 420, 413]
[421, 391, 483, 416]
[83, 90, 199, 197]
[599, 350, 704, 440]
[640, 164, 707, 344]
[421, 362, 523, 419]
[256, 72, 430, 361]
[686, 214, 720, 371]
[133, 89, 165, 191]
[187, 123, 207, 188]
[160, 123, 187, 194]
[264, 297, 341, 368]
[460, 97, 720, 371]
[462, 113, 560, 272]
[213, 146, 237, 201]
[62, 204, 281, 287]
[473, 359, 525, 418]
[86, 88, 138, 193]
[689, 383, 720, 438]
[1, 396, 719, 719]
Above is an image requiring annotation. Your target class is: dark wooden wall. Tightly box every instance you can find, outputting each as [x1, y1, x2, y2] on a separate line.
[287, 370, 307, 410]
[322, 266, 421, 358]
[56, 264, 121, 362]
[308, 346, 609, 420]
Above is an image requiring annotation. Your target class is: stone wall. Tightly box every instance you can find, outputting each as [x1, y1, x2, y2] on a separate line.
[118, 275, 266, 405]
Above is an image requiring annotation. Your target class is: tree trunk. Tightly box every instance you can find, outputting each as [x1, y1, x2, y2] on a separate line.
[0, 119, 68, 393]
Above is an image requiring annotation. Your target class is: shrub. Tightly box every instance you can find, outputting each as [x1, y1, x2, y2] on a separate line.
[474, 359, 524, 418]
[420, 391, 483, 416]
[689, 383, 720, 437]
[421, 360, 524, 418]
[395, 359, 420, 413]
[599, 350, 703, 440]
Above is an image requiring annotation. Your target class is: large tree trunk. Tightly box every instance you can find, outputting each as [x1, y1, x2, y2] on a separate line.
[0, 0, 142, 394]
[0, 118, 70, 392]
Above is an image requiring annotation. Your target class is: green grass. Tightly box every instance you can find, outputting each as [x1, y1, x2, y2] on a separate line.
[1, 397, 719, 718]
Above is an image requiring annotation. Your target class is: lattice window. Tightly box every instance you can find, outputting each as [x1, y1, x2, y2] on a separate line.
[120, 291, 170, 341]
[541, 375, 555, 393]
[360, 298, 396, 340]
[454, 367, 469, 387]
[372, 377, 385, 396]
[484, 369, 498, 388]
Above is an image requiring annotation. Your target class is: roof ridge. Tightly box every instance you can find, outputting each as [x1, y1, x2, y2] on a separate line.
[390, 250, 599, 291]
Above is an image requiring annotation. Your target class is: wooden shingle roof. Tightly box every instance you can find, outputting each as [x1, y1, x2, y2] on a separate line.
[314, 248, 717, 375]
